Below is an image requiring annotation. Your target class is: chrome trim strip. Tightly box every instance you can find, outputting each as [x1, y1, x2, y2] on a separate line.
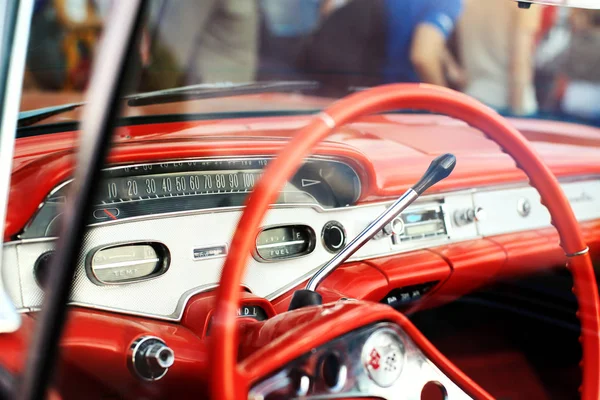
[19, 160, 600, 239]
[16, 283, 253, 322]
[567, 246, 590, 258]
[256, 240, 307, 250]
[0, 0, 34, 334]
[90, 258, 160, 270]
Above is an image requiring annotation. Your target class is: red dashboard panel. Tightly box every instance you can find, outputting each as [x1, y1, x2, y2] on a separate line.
[8, 113, 600, 240]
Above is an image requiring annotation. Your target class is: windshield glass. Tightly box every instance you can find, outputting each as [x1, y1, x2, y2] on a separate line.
[19, 0, 600, 127]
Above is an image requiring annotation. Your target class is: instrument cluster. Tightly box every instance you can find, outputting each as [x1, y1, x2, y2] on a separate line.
[20, 157, 362, 239]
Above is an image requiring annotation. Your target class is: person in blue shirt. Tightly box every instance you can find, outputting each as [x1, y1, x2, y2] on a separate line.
[297, 0, 464, 95]
[383, 0, 464, 87]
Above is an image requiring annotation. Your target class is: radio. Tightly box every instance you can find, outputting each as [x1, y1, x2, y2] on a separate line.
[374, 204, 447, 244]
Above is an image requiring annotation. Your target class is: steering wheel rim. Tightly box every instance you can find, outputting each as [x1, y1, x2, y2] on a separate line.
[210, 83, 600, 399]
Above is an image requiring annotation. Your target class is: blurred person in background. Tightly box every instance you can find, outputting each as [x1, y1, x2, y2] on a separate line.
[26, 0, 104, 91]
[534, 6, 570, 108]
[260, 0, 322, 74]
[150, 0, 259, 87]
[383, 0, 463, 87]
[259, 0, 348, 79]
[554, 9, 600, 123]
[458, 0, 542, 116]
[298, 0, 463, 95]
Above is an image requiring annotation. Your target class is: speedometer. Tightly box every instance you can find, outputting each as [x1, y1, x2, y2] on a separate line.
[20, 157, 362, 238]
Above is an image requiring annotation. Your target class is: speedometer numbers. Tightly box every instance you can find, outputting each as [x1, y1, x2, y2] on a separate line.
[20, 158, 361, 238]
[102, 170, 262, 205]
[89, 158, 360, 222]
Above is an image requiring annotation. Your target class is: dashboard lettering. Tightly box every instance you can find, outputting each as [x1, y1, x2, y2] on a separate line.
[162, 178, 172, 193]
[107, 182, 118, 199]
[193, 244, 228, 260]
[175, 176, 186, 192]
[145, 178, 156, 194]
[229, 174, 239, 188]
[215, 174, 226, 189]
[243, 173, 255, 187]
[127, 180, 138, 196]
[189, 175, 201, 190]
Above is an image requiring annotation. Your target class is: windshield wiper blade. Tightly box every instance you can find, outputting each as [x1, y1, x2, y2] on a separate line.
[125, 80, 320, 106]
[17, 81, 320, 128]
[18, 102, 85, 128]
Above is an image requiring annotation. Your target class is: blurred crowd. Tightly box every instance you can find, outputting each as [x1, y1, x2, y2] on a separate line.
[22, 0, 600, 125]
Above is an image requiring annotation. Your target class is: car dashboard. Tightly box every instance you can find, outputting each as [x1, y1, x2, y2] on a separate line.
[4, 149, 600, 321]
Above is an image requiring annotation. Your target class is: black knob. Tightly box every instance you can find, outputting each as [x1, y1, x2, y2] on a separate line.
[288, 289, 323, 311]
[34, 251, 54, 289]
[412, 154, 456, 195]
[322, 221, 346, 253]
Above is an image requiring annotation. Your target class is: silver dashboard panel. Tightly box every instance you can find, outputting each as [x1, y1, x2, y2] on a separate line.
[2, 178, 599, 321]
[249, 321, 472, 400]
[473, 179, 600, 236]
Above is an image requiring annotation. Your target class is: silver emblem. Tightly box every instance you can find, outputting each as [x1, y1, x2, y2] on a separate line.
[361, 329, 405, 387]
[192, 244, 228, 260]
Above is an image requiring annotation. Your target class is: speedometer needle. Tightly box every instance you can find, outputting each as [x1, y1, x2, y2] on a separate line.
[103, 209, 117, 220]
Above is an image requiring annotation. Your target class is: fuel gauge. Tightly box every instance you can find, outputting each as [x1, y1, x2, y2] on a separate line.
[254, 225, 316, 262]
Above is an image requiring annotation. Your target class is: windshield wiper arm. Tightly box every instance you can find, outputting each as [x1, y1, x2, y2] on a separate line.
[124, 80, 320, 106]
[18, 102, 85, 128]
[17, 81, 320, 128]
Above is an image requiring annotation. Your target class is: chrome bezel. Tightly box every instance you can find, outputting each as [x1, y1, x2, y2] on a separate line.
[321, 220, 347, 254]
[253, 223, 317, 263]
[85, 240, 171, 286]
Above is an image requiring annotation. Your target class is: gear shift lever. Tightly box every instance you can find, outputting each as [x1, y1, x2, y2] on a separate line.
[288, 153, 457, 311]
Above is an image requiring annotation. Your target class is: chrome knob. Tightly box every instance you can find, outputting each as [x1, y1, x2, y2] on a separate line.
[517, 198, 532, 217]
[473, 206, 487, 222]
[453, 207, 486, 226]
[146, 342, 175, 369]
[129, 336, 175, 381]
[390, 217, 405, 235]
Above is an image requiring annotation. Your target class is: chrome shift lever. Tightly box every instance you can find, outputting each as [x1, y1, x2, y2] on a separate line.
[289, 153, 457, 310]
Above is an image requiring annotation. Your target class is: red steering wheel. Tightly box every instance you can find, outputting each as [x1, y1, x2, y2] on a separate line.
[210, 84, 600, 399]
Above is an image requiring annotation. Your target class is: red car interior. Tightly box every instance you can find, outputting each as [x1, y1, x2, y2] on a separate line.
[3, 83, 600, 399]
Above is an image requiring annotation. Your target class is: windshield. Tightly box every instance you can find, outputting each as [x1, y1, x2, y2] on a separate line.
[5, 2, 600, 398]
[18, 0, 600, 128]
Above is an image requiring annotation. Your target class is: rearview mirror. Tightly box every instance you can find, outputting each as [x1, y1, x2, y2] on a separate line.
[515, 0, 600, 9]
